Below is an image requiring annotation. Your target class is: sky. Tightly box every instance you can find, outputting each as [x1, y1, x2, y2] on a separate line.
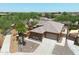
[0, 3, 79, 12]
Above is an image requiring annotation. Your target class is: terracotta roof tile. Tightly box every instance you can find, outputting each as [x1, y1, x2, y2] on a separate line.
[31, 18, 64, 34]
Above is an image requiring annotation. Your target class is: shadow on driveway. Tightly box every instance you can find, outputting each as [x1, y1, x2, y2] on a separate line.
[52, 44, 74, 55]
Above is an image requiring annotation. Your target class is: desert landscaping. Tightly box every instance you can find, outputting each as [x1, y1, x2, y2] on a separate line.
[0, 12, 79, 55]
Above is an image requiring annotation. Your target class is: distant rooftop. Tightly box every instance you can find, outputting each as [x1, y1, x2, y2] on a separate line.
[0, 13, 8, 15]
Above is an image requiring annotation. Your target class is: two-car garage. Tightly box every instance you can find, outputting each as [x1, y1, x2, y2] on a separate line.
[29, 32, 60, 42]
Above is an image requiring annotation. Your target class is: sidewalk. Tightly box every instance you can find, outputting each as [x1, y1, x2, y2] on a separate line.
[0, 35, 11, 53]
[67, 39, 79, 55]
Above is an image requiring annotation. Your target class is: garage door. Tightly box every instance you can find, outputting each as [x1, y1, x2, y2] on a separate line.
[45, 33, 57, 40]
[29, 32, 43, 42]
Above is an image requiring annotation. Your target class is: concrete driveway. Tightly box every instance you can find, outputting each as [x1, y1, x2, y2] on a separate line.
[33, 38, 56, 55]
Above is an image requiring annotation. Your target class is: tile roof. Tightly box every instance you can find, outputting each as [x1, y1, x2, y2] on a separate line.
[31, 18, 64, 34]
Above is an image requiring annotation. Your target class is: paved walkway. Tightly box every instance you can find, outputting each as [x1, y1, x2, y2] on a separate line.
[0, 35, 11, 53]
[18, 40, 39, 53]
[67, 39, 79, 55]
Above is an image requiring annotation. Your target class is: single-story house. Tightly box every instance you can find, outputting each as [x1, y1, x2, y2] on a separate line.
[29, 18, 65, 42]
[69, 30, 79, 38]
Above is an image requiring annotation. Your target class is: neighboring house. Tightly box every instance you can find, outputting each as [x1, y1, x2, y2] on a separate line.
[68, 29, 79, 45]
[68, 30, 79, 41]
[29, 18, 64, 42]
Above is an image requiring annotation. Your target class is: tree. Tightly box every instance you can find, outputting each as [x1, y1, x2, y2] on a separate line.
[62, 12, 68, 15]
[16, 22, 27, 33]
